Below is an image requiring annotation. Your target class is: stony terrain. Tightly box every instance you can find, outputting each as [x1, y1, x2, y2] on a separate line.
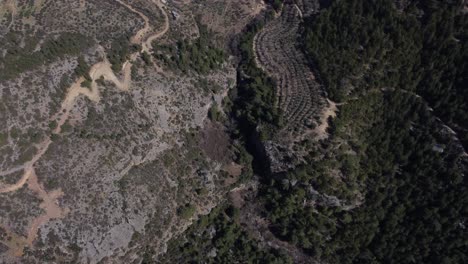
[0, 0, 260, 263]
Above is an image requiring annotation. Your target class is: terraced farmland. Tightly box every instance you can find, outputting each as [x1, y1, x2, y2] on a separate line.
[254, 3, 326, 137]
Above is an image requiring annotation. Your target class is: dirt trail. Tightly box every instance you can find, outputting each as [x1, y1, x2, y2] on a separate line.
[142, 0, 169, 53]
[0, 59, 133, 194]
[54, 59, 132, 134]
[0, 138, 52, 194]
[291, 99, 338, 143]
[0, 0, 169, 256]
[2, 168, 68, 257]
[117, 0, 169, 54]
[1, 227, 27, 257]
[315, 99, 338, 140]
[25, 169, 68, 247]
[0, 0, 167, 193]
[116, 0, 152, 45]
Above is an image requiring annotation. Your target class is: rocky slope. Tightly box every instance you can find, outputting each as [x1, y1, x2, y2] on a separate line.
[0, 0, 263, 263]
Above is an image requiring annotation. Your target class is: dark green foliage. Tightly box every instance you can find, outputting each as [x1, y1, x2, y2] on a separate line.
[153, 24, 225, 74]
[74, 56, 91, 81]
[303, 0, 423, 101]
[264, 91, 467, 263]
[107, 36, 139, 72]
[48, 121, 58, 130]
[80, 79, 92, 89]
[0, 133, 7, 146]
[230, 142, 255, 183]
[232, 18, 281, 140]
[160, 205, 292, 264]
[141, 51, 152, 65]
[303, 0, 467, 146]
[0, 32, 94, 80]
[260, 1, 468, 263]
[177, 204, 196, 220]
[415, 1, 468, 147]
[208, 104, 220, 122]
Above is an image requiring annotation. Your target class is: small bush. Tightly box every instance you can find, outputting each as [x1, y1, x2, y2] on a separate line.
[177, 204, 196, 220]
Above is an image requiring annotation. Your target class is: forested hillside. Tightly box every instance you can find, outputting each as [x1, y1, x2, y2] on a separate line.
[303, 0, 468, 146]
[158, 0, 467, 263]
[260, 0, 467, 262]
[264, 89, 467, 263]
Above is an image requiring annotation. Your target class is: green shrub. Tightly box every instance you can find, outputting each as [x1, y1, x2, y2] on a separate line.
[208, 104, 220, 121]
[0, 32, 94, 80]
[177, 204, 196, 219]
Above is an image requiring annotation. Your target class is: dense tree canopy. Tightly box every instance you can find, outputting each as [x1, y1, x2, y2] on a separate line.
[161, 1, 467, 263]
[259, 0, 468, 262]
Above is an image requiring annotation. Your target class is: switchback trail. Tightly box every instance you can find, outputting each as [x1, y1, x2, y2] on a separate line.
[0, 0, 169, 256]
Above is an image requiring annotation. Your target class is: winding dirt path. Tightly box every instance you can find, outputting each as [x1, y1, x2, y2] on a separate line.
[0, 0, 167, 196]
[0, 58, 133, 195]
[117, 0, 169, 54]
[143, 0, 170, 53]
[0, 138, 52, 194]
[117, 0, 152, 45]
[0, 0, 169, 256]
